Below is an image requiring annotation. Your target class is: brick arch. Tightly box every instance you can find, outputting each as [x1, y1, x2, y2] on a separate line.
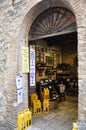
[29, 7, 77, 40]
[18, 0, 86, 127]
[18, 0, 79, 105]
[19, 0, 80, 42]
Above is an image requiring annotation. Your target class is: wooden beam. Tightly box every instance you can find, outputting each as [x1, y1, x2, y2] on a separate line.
[29, 30, 77, 41]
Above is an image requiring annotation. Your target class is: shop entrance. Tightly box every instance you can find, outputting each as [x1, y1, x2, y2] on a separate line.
[29, 6, 78, 129]
[29, 6, 78, 99]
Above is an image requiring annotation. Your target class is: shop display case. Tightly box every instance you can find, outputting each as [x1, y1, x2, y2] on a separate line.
[56, 63, 71, 79]
[39, 79, 58, 101]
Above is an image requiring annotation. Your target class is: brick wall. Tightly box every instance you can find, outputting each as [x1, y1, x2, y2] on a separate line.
[0, 0, 86, 129]
[0, 0, 7, 123]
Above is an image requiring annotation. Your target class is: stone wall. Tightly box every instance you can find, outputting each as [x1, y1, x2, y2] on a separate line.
[0, 0, 86, 129]
[0, 1, 7, 123]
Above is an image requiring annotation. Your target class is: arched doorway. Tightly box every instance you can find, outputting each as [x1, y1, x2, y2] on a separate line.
[2, 0, 86, 129]
[29, 7, 76, 40]
[29, 6, 77, 93]
[28, 6, 78, 129]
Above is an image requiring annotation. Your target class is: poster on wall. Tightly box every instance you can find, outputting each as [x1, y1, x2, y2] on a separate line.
[22, 46, 29, 73]
[30, 45, 35, 86]
[16, 76, 23, 104]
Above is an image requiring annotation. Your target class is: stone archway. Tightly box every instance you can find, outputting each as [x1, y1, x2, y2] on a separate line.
[28, 5, 78, 96]
[3, 0, 86, 129]
[29, 7, 77, 40]
[19, 0, 78, 112]
[18, 0, 79, 124]
[1, 0, 86, 129]
[18, 0, 76, 97]
[18, 1, 86, 129]
[19, 0, 76, 42]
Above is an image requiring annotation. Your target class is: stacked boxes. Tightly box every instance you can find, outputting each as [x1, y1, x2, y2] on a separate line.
[43, 99, 49, 113]
[43, 88, 49, 113]
[18, 111, 25, 130]
[44, 88, 49, 99]
[31, 90, 50, 115]
[18, 109, 32, 130]
[33, 100, 42, 115]
[24, 109, 32, 129]
[30, 93, 38, 106]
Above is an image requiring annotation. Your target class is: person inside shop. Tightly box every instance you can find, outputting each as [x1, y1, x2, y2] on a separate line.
[58, 81, 66, 101]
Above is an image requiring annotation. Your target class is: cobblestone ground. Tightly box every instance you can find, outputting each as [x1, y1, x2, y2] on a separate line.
[0, 123, 15, 130]
[0, 96, 78, 130]
[27, 95, 78, 130]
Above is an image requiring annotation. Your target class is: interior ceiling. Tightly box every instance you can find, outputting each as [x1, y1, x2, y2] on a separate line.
[43, 32, 77, 47]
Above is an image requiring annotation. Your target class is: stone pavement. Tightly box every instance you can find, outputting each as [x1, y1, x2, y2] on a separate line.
[27, 96, 78, 130]
[0, 96, 78, 130]
[0, 122, 15, 130]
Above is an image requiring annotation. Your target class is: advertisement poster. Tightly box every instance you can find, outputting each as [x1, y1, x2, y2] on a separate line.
[22, 46, 29, 73]
[16, 76, 23, 104]
[30, 45, 35, 86]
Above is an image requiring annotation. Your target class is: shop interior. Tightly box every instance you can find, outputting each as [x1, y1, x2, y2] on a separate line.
[28, 7, 78, 129]
[36, 32, 78, 101]
[29, 32, 78, 129]
[30, 31, 78, 104]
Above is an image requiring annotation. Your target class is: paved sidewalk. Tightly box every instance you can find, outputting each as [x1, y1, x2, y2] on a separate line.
[0, 96, 78, 130]
[27, 96, 78, 130]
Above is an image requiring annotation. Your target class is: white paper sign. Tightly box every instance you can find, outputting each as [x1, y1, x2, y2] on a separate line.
[17, 89, 23, 104]
[16, 76, 23, 104]
[30, 45, 36, 86]
[16, 76, 22, 89]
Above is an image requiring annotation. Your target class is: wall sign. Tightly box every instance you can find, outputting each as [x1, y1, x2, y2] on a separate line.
[30, 45, 35, 86]
[16, 76, 23, 104]
[22, 46, 29, 73]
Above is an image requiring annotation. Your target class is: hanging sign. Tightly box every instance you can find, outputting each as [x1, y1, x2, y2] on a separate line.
[30, 45, 35, 86]
[22, 46, 29, 73]
[16, 76, 23, 104]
